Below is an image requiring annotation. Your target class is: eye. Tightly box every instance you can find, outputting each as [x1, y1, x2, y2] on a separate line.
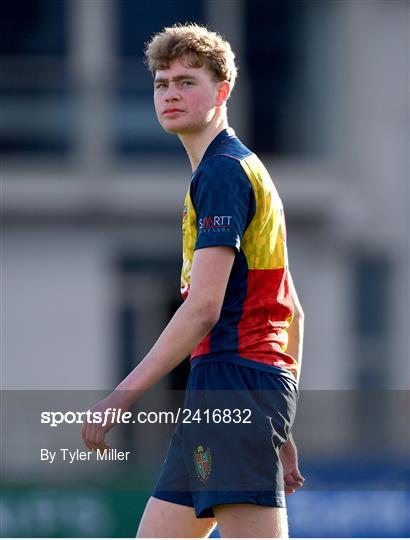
[155, 83, 167, 89]
[182, 81, 193, 86]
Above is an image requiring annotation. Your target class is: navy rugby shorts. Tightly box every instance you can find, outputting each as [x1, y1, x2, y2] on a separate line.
[152, 355, 298, 518]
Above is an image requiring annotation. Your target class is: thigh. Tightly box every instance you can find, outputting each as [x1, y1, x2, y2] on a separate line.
[213, 503, 288, 538]
[136, 496, 217, 538]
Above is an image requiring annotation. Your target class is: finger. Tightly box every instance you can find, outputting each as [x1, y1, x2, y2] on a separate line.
[97, 441, 112, 451]
[91, 442, 111, 452]
[94, 428, 105, 446]
[290, 467, 305, 482]
[284, 476, 304, 489]
[93, 429, 110, 452]
[285, 479, 304, 488]
[82, 427, 93, 450]
[284, 473, 300, 485]
[285, 471, 305, 484]
[82, 424, 95, 451]
[292, 472, 305, 483]
[82, 420, 112, 452]
[88, 425, 102, 451]
[84, 436, 110, 453]
[93, 424, 115, 451]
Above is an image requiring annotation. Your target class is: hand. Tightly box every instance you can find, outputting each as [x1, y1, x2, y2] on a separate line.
[81, 393, 128, 452]
[279, 435, 305, 495]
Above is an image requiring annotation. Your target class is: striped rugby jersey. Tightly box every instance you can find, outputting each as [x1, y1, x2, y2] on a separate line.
[181, 128, 297, 378]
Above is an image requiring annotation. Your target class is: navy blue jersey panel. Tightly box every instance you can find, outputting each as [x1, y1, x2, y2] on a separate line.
[209, 248, 249, 353]
[191, 155, 253, 252]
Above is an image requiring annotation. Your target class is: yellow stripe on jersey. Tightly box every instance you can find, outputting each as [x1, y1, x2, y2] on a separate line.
[240, 154, 288, 271]
[181, 190, 197, 297]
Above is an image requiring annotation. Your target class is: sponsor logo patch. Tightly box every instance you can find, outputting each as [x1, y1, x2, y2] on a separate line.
[198, 215, 232, 232]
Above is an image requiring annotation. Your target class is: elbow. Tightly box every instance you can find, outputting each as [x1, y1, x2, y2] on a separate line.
[188, 298, 221, 331]
[200, 303, 221, 330]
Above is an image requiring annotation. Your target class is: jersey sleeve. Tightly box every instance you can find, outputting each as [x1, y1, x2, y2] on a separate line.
[191, 155, 254, 252]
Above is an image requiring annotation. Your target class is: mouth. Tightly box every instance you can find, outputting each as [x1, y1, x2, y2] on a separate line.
[163, 109, 184, 116]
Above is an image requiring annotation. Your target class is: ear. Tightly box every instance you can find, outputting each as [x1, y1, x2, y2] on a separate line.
[215, 80, 231, 107]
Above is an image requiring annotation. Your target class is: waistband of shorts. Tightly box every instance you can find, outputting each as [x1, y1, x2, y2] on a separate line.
[190, 353, 297, 384]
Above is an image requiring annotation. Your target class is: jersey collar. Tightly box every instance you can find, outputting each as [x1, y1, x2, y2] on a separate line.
[200, 127, 236, 164]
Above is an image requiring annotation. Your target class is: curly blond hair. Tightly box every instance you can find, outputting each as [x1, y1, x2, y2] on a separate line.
[145, 23, 237, 90]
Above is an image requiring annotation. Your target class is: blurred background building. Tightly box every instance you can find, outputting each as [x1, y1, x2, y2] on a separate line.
[1, 0, 409, 537]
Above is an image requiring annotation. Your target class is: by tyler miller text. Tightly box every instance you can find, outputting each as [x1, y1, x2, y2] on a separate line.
[41, 448, 131, 464]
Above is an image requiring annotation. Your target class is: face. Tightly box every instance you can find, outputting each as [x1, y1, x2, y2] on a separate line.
[153, 58, 226, 135]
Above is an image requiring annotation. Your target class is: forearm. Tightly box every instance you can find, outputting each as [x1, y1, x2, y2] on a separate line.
[286, 312, 304, 384]
[286, 271, 304, 384]
[114, 298, 215, 408]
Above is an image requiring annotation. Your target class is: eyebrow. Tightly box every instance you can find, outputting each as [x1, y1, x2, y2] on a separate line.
[154, 75, 197, 84]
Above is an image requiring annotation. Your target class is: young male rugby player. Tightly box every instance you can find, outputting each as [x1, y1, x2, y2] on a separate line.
[82, 23, 305, 538]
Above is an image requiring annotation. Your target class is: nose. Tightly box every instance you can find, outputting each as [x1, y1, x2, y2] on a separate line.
[164, 82, 180, 102]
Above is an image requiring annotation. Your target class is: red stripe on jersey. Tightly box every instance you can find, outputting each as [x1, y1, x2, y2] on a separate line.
[237, 268, 295, 366]
[239, 349, 297, 373]
[191, 331, 211, 358]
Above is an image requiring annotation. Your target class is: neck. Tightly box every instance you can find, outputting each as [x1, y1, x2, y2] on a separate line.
[178, 111, 229, 172]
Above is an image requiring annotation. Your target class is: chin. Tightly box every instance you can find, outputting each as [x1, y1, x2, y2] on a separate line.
[161, 119, 204, 135]
[162, 124, 183, 134]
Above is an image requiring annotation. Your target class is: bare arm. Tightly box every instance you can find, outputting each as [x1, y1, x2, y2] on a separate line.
[115, 245, 235, 405]
[82, 246, 236, 450]
[280, 271, 305, 494]
[285, 271, 304, 385]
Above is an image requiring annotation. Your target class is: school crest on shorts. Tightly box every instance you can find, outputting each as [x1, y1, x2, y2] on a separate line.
[194, 444, 211, 482]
